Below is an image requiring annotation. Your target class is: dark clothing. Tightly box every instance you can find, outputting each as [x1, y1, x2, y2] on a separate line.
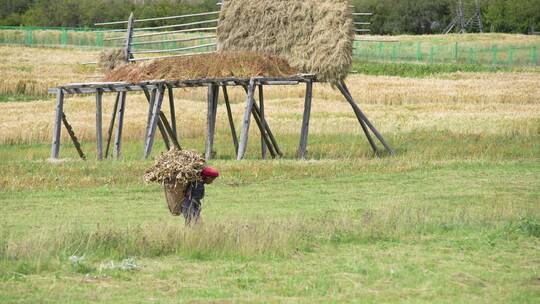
[181, 181, 205, 224]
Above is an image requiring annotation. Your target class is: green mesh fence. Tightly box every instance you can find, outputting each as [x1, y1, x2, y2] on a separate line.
[0, 26, 107, 47]
[353, 40, 539, 66]
[0, 26, 537, 66]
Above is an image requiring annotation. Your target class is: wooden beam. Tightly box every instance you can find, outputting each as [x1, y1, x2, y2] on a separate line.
[258, 84, 267, 159]
[144, 89, 156, 138]
[143, 88, 171, 150]
[241, 84, 282, 158]
[95, 90, 104, 160]
[113, 92, 127, 159]
[252, 102, 283, 157]
[124, 12, 135, 61]
[167, 85, 177, 139]
[158, 111, 181, 150]
[237, 79, 256, 160]
[337, 81, 381, 156]
[50, 89, 64, 159]
[222, 85, 239, 154]
[105, 93, 120, 158]
[61, 113, 86, 160]
[47, 75, 315, 95]
[297, 80, 313, 159]
[205, 83, 218, 160]
[251, 102, 277, 159]
[337, 80, 394, 155]
[144, 85, 166, 158]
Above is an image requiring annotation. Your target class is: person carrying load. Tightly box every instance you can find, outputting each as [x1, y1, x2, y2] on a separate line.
[181, 166, 219, 224]
[144, 150, 219, 224]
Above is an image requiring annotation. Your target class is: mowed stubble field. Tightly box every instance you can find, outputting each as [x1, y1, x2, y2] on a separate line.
[0, 42, 539, 303]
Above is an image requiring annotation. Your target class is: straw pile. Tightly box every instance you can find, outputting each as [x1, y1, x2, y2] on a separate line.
[144, 149, 205, 186]
[217, 0, 355, 84]
[104, 51, 298, 83]
[97, 49, 126, 71]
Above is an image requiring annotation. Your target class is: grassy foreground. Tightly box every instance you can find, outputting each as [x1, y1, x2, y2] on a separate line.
[1, 133, 539, 302]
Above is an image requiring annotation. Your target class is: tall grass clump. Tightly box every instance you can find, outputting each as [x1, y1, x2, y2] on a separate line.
[1, 201, 534, 276]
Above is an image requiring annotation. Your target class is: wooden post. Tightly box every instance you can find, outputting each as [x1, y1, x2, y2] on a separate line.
[337, 81, 380, 155]
[251, 103, 277, 158]
[237, 78, 256, 160]
[258, 84, 267, 159]
[158, 112, 181, 150]
[113, 92, 127, 159]
[144, 88, 156, 137]
[297, 80, 313, 159]
[143, 88, 171, 150]
[144, 85, 165, 159]
[50, 89, 64, 159]
[252, 102, 283, 157]
[337, 80, 394, 155]
[222, 85, 239, 154]
[241, 84, 282, 158]
[61, 113, 86, 160]
[95, 90, 103, 160]
[124, 12, 135, 61]
[167, 85, 177, 138]
[205, 83, 218, 160]
[105, 93, 120, 158]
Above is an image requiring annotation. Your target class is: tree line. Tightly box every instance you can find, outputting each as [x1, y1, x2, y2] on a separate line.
[351, 0, 540, 34]
[1, 0, 538, 34]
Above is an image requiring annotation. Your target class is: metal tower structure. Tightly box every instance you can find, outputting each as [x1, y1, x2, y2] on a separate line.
[444, 0, 483, 34]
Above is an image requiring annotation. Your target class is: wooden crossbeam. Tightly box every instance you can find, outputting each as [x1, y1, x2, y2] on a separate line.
[47, 75, 316, 95]
[336, 80, 394, 156]
[61, 113, 86, 160]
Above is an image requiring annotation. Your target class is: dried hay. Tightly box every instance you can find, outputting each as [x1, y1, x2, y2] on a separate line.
[144, 149, 206, 186]
[217, 0, 354, 84]
[97, 49, 127, 71]
[104, 51, 298, 83]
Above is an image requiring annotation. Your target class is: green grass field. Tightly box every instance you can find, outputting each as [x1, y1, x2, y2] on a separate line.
[1, 38, 540, 302]
[1, 132, 539, 302]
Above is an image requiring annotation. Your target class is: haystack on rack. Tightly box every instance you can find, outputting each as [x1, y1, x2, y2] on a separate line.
[49, 0, 394, 161]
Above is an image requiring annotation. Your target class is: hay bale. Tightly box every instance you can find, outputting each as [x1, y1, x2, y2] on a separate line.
[217, 0, 354, 84]
[97, 49, 127, 71]
[144, 149, 206, 216]
[104, 51, 298, 83]
[144, 149, 206, 186]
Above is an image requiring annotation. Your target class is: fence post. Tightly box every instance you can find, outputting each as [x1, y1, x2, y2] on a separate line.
[96, 31, 104, 47]
[61, 28, 68, 46]
[492, 44, 497, 65]
[532, 47, 538, 66]
[25, 28, 33, 46]
[454, 42, 459, 63]
[508, 46, 514, 65]
[378, 42, 384, 60]
[416, 42, 422, 62]
[391, 44, 397, 62]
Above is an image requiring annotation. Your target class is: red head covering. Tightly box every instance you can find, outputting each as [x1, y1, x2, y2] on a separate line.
[201, 166, 219, 178]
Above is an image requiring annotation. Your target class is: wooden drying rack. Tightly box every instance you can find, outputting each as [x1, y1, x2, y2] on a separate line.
[48, 74, 394, 161]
